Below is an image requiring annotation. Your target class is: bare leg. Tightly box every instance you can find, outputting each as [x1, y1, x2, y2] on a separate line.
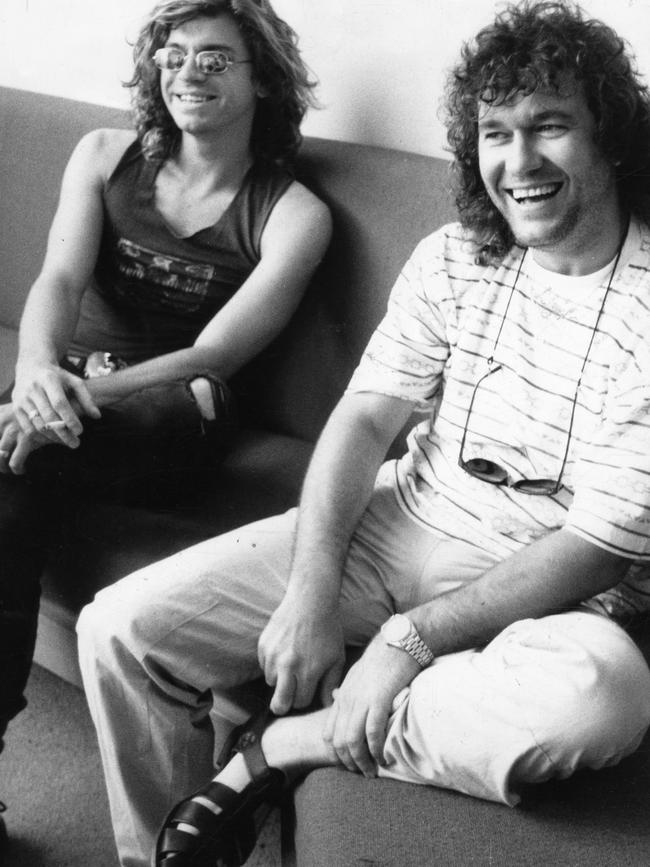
[262, 710, 338, 776]
[182, 710, 337, 834]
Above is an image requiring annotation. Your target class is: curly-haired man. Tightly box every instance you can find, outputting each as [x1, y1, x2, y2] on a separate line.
[0, 0, 331, 850]
[79, 4, 650, 865]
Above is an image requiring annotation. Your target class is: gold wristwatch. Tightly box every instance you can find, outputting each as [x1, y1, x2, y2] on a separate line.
[380, 613, 434, 668]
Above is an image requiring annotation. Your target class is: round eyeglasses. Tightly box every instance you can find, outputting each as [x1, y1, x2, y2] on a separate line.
[458, 232, 626, 496]
[153, 47, 252, 76]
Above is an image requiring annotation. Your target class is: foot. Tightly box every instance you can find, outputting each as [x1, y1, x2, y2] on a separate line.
[155, 726, 285, 867]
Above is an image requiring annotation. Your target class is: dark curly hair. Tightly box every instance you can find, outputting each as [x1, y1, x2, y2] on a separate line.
[444, 0, 650, 256]
[126, 0, 317, 167]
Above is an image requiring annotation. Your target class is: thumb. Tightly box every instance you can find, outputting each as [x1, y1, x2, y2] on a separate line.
[319, 658, 344, 707]
[70, 380, 102, 420]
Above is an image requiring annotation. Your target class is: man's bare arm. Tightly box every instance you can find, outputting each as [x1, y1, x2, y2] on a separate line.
[409, 528, 627, 656]
[326, 526, 628, 775]
[257, 390, 416, 714]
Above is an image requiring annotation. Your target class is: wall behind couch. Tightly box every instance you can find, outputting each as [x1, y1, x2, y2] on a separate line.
[1, 0, 649, 160]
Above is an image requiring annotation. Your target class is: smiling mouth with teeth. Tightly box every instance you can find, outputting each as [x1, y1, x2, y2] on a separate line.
[509, 182, 562, 203]
[176, 94, 216, 103]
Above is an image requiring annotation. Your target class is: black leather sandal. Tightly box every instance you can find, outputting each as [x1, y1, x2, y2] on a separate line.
[155, 717, 285, 867]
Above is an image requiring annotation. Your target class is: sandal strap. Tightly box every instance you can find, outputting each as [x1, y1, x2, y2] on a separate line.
[230, 708, 287, 791]
[169, 782, 239, 833]
[157, 826, 199, 857]
[241, 737, 273, 782]
[216, 705, 275, 774]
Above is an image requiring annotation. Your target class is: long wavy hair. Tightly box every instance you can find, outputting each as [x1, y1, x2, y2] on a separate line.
[126, 0, 317, 166]
[444, 0, 650, 256]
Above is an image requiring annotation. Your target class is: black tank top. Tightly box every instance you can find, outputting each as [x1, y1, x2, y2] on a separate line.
[70, 140, 293, 362]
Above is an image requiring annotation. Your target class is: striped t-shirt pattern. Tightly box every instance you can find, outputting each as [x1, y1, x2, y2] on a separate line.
[347, 221, 650, 623]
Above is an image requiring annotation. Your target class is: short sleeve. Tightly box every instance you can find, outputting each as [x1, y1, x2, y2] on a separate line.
[346, 230, 457, 407]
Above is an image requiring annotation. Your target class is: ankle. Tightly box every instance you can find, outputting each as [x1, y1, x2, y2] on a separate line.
[212, 752, 251, 793]
[260, 711, 337, 778]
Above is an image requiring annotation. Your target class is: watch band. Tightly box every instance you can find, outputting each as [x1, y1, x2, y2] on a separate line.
[381, 614, 434, 668]
[400, 629, 435, 668]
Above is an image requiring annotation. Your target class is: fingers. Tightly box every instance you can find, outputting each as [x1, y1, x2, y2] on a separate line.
[322, 693, 337, 743]
[258, 635, 300, 716]
[365, 706, 390, 768]
[14, 381, 94, 447]
[269, 669, 298, 716]
[0, 417, 35, 474]
[324, 697, 378, 778]
[258, 607, 345, 716]
[16, 397, 75, 441]
[265, 652, 343, 716]
[322, 667, 392, 777]
[69, 379, 102, 421]
[267, 660, 331, 715]
[4, 431, 49, 475]
[14, 370, 100, 443]
[16, 406, 81, 449]
[268, 653, 348, 716]
[7, 438, 30, 475]
[319, 659, 345, 708]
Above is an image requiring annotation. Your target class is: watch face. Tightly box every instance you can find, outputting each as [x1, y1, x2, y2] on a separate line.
[383, 614, 411, 643]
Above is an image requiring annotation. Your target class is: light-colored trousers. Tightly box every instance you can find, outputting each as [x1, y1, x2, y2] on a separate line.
[77, 480, 650, 867]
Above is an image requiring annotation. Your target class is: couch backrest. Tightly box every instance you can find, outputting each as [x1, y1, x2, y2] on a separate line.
[0, 86, 456, 441]
[0, 88, 132, 326]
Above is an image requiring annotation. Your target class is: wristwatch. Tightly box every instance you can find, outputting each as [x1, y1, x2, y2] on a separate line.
[380, 613, 434, 668]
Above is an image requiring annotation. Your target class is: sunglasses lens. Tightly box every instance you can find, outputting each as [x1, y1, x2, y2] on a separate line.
[462, 458, 508, 484]
[197, 51, 229, 74]
[512, 478, 558, 495]
[155, 48, 184, 70]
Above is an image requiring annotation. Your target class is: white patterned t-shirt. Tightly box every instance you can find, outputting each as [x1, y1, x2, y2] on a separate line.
[347, 220, 650, 623]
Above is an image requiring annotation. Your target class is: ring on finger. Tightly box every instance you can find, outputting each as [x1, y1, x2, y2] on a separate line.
[0, 449, 10, 459]
[28, 410, 40, 421]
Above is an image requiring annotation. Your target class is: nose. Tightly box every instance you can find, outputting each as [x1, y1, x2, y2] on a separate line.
[176, 52, 206, 81]
[506, 132, 543, 177]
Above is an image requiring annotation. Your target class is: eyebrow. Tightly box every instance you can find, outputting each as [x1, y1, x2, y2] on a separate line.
[166, 40, 236, 52]
[478, 108, 577, 129]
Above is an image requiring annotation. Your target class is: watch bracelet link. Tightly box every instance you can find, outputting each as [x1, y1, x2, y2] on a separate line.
[402, 631, 434, 668]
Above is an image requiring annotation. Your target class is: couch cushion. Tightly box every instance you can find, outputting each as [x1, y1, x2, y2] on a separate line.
[293, 738, 650, 867]
[293, 623, 650, 866]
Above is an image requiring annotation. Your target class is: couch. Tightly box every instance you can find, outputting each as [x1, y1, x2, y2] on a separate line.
[1, 86, 649, 866]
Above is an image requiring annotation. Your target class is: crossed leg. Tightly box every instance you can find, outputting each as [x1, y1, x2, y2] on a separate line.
[78, 483, 650, 866]
[204, 608, 650, 805]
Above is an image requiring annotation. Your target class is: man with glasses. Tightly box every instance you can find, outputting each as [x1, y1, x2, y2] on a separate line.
[79, 3, 650, 864]
[0, 0, 331, 852]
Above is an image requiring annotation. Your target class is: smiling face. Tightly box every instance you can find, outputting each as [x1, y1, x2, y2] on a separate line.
[159, 14, 259, 143]
[478, 86, 622, 274]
